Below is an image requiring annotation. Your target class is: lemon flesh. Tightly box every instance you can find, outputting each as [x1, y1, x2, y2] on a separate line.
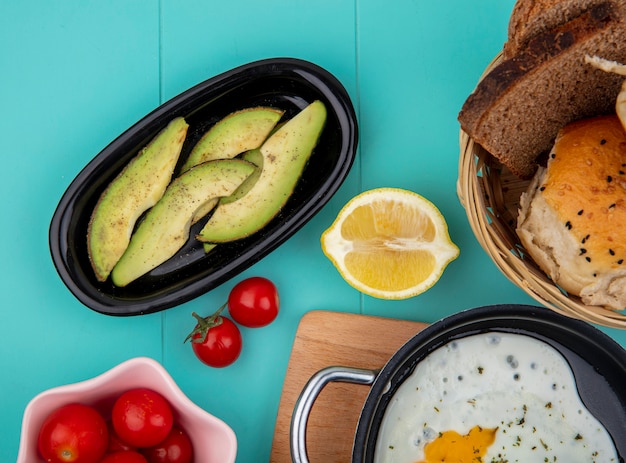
[321, 188, 459, 299]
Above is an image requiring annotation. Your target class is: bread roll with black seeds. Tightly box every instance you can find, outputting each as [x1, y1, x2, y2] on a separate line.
[517, 115, 626, 310]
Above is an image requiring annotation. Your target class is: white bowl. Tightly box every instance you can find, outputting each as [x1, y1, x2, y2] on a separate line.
[17, 357, 237, 462]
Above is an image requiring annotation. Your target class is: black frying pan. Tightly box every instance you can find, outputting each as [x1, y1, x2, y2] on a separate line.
[291, 304, 626, 462]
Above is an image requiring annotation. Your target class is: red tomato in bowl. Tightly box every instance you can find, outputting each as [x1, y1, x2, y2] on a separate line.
[142, 426, 193, 463]
[228, 277, 279, 327]
[186, 311, 242, 368]
[111, 388, 174, 448]
[100, 450, 148, 463]
[37, 403, 109, 463]
[107, 420, 136, 453]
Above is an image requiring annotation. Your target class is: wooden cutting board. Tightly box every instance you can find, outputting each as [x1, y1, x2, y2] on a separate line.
[270, 310, 428, 463]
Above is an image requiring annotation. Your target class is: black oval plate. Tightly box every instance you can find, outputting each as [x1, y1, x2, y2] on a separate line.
[354, 305, 626, 462]
[49, 58, 358, 316]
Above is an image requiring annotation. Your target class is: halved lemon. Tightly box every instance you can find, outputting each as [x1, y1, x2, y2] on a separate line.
[321, 188, 459, 299]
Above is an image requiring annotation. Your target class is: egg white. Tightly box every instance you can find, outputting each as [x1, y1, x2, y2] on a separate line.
[374, 332, 619, 463]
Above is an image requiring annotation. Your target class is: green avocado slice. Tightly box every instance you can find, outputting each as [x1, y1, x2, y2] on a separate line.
[111, 159, 256, 287]
[88, 117, 189, 282]
[180, 106, 284, 173]
[196, 100, 326, 244]
[184, 107, 283, 225]
[200, 148, 264, 253]
[220, 147, 264, 205]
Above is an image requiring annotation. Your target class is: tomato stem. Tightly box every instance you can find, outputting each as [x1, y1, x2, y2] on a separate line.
[184, 304, 227, 344]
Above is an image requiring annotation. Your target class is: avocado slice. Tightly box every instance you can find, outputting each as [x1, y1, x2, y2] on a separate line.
[189, 147, 264, 226]
[111, 159, 256, 287]
[184, 107, 283, 225]
[180, 107, 284, 173]
[88, 117, 189, 282]
[200, 148, 264, 253]
[196, 100, 326, 243]
[220, 147, 264, 205]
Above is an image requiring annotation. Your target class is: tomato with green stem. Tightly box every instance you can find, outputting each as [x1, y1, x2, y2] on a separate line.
[185, 306, 242, 368]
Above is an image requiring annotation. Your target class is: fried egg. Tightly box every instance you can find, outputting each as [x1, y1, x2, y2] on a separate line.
[374, 332, 619, 463]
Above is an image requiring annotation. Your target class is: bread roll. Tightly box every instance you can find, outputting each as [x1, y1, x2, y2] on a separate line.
[517, 115, 626, 310]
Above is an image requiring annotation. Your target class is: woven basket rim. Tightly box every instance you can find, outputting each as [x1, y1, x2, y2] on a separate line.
[457, 53, 626, 329]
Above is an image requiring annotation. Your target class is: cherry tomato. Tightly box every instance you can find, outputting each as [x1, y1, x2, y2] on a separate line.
[227, 277, 279, 328]
[185, 311, 242, 367]
[107, 421, 136, 453]
[142, 426, 193, 463]
[100, 450, 148, 463]
[37, 403, 108, 463]
[111, 388, 174, 448]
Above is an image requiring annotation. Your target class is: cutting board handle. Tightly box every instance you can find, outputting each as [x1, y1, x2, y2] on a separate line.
[290, 366, 377, 463]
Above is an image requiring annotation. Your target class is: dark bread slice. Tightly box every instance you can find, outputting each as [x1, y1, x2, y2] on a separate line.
[504, 0, 614, 58]
[458, 1, 626, 179]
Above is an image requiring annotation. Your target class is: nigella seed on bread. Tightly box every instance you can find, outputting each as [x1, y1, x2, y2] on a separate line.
[458, 0, 626, 179]
[517, 115, 626, 310]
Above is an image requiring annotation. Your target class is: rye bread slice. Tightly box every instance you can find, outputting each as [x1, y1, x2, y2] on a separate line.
[458, 1, 626, 179]
[504, 0, 614, 58]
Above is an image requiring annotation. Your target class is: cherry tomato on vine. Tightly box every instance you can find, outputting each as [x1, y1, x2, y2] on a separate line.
[142, 426, 193, 463]
[185, 310, 242, 368]
[37, 403, 109, 463]
[228, 277, 279, 328]
[100, 450, 148, 463]
[111, 388, 174, 448]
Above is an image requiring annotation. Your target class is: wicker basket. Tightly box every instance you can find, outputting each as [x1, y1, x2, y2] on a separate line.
[457, 53, 626, 329]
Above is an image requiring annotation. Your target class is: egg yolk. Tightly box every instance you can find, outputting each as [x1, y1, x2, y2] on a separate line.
[417, 425, 497, 463]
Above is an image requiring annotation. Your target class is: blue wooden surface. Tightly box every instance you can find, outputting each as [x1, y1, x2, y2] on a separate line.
[1, 1, 624, 462]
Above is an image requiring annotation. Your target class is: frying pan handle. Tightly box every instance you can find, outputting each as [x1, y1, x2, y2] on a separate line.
[290, 366, 378, 463]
